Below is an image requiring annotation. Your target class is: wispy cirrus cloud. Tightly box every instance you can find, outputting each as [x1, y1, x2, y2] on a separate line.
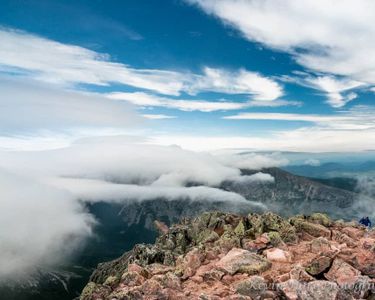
[108, 91, 300, 112]
[141, 114, 177, 119]
[187, 67, 283, 101]
[223, 106, 375, 130]
[305, 76, 365, 108]
[108, 92, 247, 112]
[0, 28, 185, 95]
[282, 74, 366, 107]
[187, 0, 375, 107]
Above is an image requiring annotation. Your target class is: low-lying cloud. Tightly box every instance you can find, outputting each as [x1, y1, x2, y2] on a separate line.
[0, 139, 282, 279]
[0, 169, 93, 281]
[353, 175, 375, 220]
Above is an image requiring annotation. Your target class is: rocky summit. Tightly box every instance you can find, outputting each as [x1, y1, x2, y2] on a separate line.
[80, 211, 375, 300]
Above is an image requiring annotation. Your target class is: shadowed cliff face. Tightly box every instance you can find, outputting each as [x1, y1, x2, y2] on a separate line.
[80, 211, 375, 300]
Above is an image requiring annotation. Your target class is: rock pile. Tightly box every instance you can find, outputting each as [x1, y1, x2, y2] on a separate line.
[80, 212, 375, 299]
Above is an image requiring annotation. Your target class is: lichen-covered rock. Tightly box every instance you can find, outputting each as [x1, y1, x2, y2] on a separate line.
[235, 276, 267, 298]
[309, 237, 331, 254]
[80, 282, 110, 300]
[301, 280, 339, 300]
[278, 279, 339, 300]
[215, 248, 271, 275]
[307, 213, 332, 227]
[80, 211, 375, 300]
[305, 256, 332, 276]
[247, 213, 264, 238]
[80, 282, 97, 300]
[103, 275, 119, 287]
[293, 219, 331, 238]
[121, 271, 145, 287]
[214, 225, 241, 250]
[267, 231, 283, 247]
[289, 265, 315, 282]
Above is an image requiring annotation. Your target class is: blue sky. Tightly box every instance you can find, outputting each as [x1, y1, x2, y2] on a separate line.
[1, 0, 375, 151]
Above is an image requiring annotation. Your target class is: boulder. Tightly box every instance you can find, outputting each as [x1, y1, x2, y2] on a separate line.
[242, 234, 269, 252]
[141, 279, 163, 295]
[264, 248, 292, 263]
[294, 220, 331, 238]
[310, 237, 331, 254]
[176, 247, 204, 278]
[301, 280, 339, 300]
[289, 265, 314, 282]
[331, 230, 356, 247]
[263, 212, 298, 243]
[121, 271, 145, 287]
[215, 248, 271, 275]
[307, 213, 332, 227]
[306, 256, 332, 276]
[342, 227, 365, 240]
[277, 279, 300, 300]
[267, 231, 283, 247]
[235, 276, 267, 298]
[352, 238, 375, 277]
[279, 279, 339, 300]
[324, 258, 361, 285]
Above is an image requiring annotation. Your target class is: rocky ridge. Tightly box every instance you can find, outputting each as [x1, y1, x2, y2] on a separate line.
[80, 211, 375, 300]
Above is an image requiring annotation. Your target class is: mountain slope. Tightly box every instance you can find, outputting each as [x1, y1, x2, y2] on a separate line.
[222, 168, 357, 219]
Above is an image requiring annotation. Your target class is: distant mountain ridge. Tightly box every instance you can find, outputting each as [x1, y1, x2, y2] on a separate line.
[283, 160, 375, 178]
[222, 167, 357, 220]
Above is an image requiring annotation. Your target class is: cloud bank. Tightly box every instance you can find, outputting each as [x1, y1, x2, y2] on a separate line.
[0, 139, 283, 279]
[0, 78, 138, 133]
[0, 169, 93, 281]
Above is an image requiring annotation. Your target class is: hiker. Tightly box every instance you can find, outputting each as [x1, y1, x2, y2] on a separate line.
[359, 216, 372, 228]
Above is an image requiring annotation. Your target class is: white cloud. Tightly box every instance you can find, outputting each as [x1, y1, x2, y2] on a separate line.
[304, 158, 321, 166]
[0, 28, 284, 105]
[141, 114, 177, 119]
[152, 129, 375, 152]
[0, 77, 138, 132]
[187, 67, 284, 101]
[152, 106, 375, 151]
[45, 177, 252, 204]
[0, 28, 186, 95]
[217, 152, 288, 170]
[108, 92, 247, 112]
[0, 169, 93, 280]
[0, 139, 286, 279]
[188, 0, 375, 105]
[108, 91, 299, 112]
[232, 172, 275, 184]
[223, 106, 375, 130]
[306, 76, 365, 107]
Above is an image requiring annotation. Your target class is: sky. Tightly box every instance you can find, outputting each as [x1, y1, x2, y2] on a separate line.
[1, 0, 375, 152]
[2, 0, 375, 280]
